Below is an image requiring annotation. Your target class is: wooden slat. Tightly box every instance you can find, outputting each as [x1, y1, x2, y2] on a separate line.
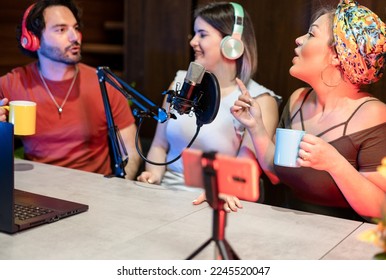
[82, 43, 124, 54]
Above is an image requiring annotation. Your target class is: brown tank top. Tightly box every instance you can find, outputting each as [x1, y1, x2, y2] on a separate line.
[275, 89, 386, 221]
[290, 88, 379, 137]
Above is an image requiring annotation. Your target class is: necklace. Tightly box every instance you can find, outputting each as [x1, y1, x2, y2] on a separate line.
[38, 65, 79, 115]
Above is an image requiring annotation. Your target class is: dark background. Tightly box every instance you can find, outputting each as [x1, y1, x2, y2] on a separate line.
[1, 0, 385, 139]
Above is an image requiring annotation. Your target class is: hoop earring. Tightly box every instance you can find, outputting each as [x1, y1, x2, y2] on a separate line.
[321, 65, 342, 87]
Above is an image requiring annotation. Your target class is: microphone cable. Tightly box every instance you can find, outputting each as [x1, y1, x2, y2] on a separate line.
[135, 117, 201, 166]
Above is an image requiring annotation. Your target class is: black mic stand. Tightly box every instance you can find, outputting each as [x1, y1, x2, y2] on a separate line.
[186, 152, 240, 260]
[97, 69, 128, 178]
[97, 66, 169, 177]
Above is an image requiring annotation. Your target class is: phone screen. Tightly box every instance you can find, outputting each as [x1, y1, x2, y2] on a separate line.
[182, 149, 259, 201]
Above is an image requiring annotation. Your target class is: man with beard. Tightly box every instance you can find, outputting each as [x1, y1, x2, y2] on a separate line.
[0, 0, 141, 180]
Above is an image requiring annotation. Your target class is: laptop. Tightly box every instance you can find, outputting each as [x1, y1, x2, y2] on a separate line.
[0, 122, 89, 234]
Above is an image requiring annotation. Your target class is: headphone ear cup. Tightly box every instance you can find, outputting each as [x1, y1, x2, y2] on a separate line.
[21, 4, 40, 52]
[220, 36, 244, 60]
[21, 31, 40, 52]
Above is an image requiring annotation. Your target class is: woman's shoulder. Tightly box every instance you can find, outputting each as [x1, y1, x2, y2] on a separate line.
[247, 79, 274, 96]
[169, 70, 187, 90]
[175, 70, 187, 81]
[349, 97, 386, 131]
[288, 87, 313, 111]
[247, 79, 282, 103]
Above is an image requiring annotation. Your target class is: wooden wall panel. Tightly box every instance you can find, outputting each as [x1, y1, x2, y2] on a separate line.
[124, 0, 192, 104]
[241, 0, 313, 110]
[124, 0, 192, 137]
[0, 0, 35, 73]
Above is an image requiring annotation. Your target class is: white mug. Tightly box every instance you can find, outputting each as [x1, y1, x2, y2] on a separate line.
[274, 128, 305, 167]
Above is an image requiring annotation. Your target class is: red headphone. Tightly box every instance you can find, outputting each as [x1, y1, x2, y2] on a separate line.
[21, 4, 40, 51]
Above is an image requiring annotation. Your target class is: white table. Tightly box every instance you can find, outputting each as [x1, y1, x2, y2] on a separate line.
[0, 159, 378, 260]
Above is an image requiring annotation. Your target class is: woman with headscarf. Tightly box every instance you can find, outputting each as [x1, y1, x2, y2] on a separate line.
[231, 0, 386, 221]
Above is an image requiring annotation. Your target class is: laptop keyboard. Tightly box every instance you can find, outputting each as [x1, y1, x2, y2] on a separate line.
[14, 204, 54, 221]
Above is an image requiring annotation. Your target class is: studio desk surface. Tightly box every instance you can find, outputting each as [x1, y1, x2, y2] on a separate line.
[0, 159, 379, 260]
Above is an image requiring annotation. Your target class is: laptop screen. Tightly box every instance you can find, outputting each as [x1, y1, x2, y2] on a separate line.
[0, 122, 16, 233]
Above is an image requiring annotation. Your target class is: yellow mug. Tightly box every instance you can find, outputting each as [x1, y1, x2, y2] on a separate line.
[1, 100, 36, 135]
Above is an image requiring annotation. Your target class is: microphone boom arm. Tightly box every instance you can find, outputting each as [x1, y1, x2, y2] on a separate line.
[96, 66, 169, 178]
[96, 64, 220, 168]
[97, 66, 168, 123]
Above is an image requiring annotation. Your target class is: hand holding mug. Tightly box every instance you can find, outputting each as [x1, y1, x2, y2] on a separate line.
[0, 98, 9, 122]
[298, 133, 343, 173]
[0, 100, 36, 135]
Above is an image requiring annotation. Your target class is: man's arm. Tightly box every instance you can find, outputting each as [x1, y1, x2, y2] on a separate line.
[120, 123, 142, 180]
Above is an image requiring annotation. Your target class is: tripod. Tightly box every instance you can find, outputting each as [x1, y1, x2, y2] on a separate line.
[186, 152, 239, 260]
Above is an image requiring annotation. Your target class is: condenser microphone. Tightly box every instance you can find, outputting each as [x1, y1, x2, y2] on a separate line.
[169, 62, 220, 127]
[172, 62, 206, 115]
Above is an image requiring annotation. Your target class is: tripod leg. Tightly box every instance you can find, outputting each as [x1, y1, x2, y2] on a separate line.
[215, 240, 231, 260]
[223, 239, 240, 260]
[215, 240, 240, 260]
[186, 238, 213, 260]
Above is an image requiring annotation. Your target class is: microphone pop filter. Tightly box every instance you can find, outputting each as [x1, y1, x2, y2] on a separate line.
[194, 71, 220, 126]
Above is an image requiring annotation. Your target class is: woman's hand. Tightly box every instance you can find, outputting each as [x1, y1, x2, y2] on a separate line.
[137, 171, 161, 184]
[231, 78, 263, 130]
[298, 134, 343, 172]
[192, 192, 243, 213]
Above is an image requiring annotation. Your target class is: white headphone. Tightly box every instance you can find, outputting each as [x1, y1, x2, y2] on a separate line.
[220, 2, 245, 60]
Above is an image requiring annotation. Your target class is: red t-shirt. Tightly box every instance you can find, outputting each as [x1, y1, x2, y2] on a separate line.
[0, 62, 135, 175]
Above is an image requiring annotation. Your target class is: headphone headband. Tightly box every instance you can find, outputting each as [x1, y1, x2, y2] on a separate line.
[21, 3, 40, 51]
[220, 2, 245, 60]
[230, 2, 244, 36]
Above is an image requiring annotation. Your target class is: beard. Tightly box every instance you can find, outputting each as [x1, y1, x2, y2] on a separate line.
[39, 40, 82, 65]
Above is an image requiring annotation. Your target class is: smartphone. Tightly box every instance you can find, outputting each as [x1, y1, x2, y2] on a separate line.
[182, 149, 259, 202]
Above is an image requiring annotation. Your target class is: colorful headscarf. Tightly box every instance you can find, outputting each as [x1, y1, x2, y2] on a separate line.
[333, 0, 386, 84]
